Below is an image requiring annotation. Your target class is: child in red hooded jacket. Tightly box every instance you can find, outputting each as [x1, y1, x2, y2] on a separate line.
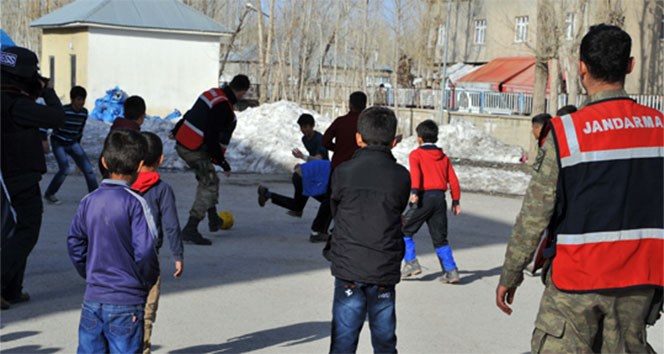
[131, 132, 183, 354]
[401, 120, 462, 284]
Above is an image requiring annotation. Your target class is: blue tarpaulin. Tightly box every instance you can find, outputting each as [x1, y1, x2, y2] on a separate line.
[1, 29, 16, 50]
[90, 86, 182, 123]
[90, 86, 128, 124]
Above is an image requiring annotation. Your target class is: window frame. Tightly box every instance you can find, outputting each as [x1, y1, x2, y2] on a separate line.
[514, 16, 529, 43]
[474, 19, 487, 44]
[565, 12, 576, 40]
[70, 54, 76, 88]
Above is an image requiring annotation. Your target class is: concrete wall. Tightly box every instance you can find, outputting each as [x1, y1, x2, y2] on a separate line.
[87, 27, 221, 115]
[41, 28, 89, 103]
[451, 111, 536, 159]
[304, 103, 538, 160]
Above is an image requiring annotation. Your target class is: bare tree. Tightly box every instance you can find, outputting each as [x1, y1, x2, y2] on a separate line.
[533, 0, 557, 115]
[219, 4, 257, 78]
[393, 0, 403, 112]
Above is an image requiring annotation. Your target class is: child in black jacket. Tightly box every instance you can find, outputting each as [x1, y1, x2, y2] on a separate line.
[324, 106, 410, 354]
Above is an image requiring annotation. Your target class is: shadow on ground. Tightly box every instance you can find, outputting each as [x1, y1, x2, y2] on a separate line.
[169, 321, 329, 354]
[403, 266, 503, 284]
[0, 173, 518, 325]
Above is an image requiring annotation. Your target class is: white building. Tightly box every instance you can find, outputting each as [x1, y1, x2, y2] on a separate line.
[31, 0, 232, 115]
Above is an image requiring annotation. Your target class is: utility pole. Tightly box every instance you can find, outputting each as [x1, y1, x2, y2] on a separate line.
[439, 0, 451, 125]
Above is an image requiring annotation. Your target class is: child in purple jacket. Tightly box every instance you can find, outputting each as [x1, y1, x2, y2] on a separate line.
[68, 129, 159, 354]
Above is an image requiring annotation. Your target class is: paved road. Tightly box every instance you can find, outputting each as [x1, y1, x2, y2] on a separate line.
[1, 172, 661, 353]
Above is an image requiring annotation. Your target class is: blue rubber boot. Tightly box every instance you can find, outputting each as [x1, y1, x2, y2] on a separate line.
[403, 237, 416, 262]
[436, 245, 460, 284]
[435, 245, 457, 272]
[401, 237, 422, 278]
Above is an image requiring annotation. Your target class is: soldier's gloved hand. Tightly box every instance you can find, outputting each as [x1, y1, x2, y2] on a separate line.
[219, 159, 231, 173]
[212, 157, 232, 172]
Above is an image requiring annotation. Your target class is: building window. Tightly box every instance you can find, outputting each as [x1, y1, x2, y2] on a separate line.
[437, 24, 446, 47]
[49, 56, 55, 86]
[565, 13, 576, 40]
[70, 55, 76, 88]
[474, 19, 487, 44]
[515, 16, 529, 43]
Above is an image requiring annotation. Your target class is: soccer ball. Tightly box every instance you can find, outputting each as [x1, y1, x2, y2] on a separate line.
[217, 210, 234, 230]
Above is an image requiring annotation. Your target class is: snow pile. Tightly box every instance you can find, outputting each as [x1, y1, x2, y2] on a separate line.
[50, 100, 531, 195]
[392, 117, 523, 164]
[72, 100, 330, 174]
[226, 101, 331, 173]
[392, 117, 529, 195]
[454, 165, 530, 195]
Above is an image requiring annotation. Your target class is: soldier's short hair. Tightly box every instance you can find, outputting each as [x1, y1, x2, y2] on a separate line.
[580, 24, 631, 84]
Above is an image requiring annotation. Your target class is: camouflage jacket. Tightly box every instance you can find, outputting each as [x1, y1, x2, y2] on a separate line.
[499, 89, 630, 288]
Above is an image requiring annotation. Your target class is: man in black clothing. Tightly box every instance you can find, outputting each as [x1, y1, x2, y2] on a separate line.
[174, 74, 250, 245]
[257, 114, 331, 241]
[1, 46, 65, 309]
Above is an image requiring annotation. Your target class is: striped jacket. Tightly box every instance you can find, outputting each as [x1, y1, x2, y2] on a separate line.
[52, 104, 88, 143]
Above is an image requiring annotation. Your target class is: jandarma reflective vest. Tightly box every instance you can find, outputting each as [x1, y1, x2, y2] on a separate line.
[549, 97, 664, 292]
[175, 88, 235, 150]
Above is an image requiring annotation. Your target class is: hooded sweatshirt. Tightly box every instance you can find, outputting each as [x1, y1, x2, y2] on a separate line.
[132, 171, 184, 261]
[409, 144, 460, 205]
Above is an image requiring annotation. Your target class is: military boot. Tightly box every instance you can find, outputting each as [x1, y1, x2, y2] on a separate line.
[182, 216, 211, 245]
[207, 207, 222, 232]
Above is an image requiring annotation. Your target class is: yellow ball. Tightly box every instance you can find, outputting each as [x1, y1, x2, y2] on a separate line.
[217, 210, 234, 230]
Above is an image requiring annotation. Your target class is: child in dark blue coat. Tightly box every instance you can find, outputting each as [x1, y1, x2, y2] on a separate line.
[131, 132, 184, 353]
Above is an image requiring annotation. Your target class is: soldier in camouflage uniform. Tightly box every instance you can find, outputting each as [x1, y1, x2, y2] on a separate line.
[496, 24, 662, 353]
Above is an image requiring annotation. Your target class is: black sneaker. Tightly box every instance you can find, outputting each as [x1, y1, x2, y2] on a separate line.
[1, 297, 10, 310]
[286, 210, 303, 218]
[44, 194, 61, 205]
[257, 185, 269, 207]
[309, 231, 329, 243]
[6, 292, 30, 304]
[182, 229, 212, 245]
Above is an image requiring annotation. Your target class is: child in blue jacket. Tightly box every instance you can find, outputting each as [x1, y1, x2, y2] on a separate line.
[68, 129, 159, 354]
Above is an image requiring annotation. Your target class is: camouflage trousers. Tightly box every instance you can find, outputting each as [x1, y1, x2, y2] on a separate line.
[175, 144, 219, 220]
[532, 277, 655, 354]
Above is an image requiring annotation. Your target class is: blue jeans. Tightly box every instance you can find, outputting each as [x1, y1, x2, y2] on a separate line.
[78, 302, 145, 354]
[45, 138, 98, 196]
[330, 278, 397, 354]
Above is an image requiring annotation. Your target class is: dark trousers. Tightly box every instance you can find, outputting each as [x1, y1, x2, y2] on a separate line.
[402, 193, 448, 248]
[330, 278, 397, 354]
[1, 174, 43, 299]
[271, 172, 332, 233]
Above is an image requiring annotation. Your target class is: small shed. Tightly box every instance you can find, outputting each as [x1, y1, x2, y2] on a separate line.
[31, 0, 231, 115]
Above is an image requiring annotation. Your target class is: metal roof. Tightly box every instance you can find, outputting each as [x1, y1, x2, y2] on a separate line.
[228, 44, 393, 73]
[456, 57, 534, 91]
[31, 0, 231, 35]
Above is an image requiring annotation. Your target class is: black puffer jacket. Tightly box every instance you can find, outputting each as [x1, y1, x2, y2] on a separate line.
[1, 88, 65, 179]
[324, 145, 411, 285]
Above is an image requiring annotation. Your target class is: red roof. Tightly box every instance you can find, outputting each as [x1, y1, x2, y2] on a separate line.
[501, 64, 537, 93]
[456, 57, 535, 91]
